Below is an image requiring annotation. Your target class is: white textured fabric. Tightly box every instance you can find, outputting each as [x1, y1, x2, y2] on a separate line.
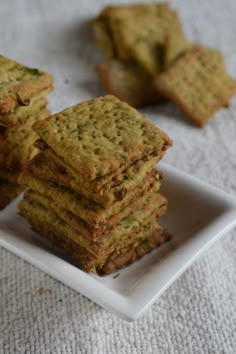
[0, 0, 236, 353]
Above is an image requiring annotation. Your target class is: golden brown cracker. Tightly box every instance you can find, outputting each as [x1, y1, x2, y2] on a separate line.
[90, 17, 116, 58]
[155, 46, 236, 126]
[28, 151, 160, 207]
[33, 95, 172, 181]
[101, 3, 188, 75]
[0, 108, 50, 171]
[18, 196, 169, 273]
[18, 171, 160, 229]
[0, 55, 53, 114]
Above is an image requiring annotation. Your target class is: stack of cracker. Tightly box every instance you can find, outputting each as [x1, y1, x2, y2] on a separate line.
[18, 95, 172, 275]
[0, 55, 53, 209]
[91, 2, 190, 107]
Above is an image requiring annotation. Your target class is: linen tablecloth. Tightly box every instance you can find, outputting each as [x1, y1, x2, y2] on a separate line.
[0, 0, 236, 352]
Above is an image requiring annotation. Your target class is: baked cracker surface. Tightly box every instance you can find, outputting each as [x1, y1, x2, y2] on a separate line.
[155, 46, 236, 126]
[101, 3, 188, 75]
[33, 95, 172, 181]
[0, 55, 53, 114]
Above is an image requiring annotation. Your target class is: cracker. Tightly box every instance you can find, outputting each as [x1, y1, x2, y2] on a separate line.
[164, 28, 193, 69]
[18, 197, 169, 273]
[0, 92, 49, 127]
[34, 140, 165, 195]
[22, 189, 167, 256]
[155, 46, 236, 126]
[101, 3, 188, 75]
[90, 17, 115, 58]
[18, 171, 160, 230]
[18, 197, 96, 271]
[33, 95, 172, 181]
[0, 55, 53, 114]
[100, 226, 171, 274]
[0, 108, 50, 171]
[96, 60, 159, 107]
[24, 187, 167, 242]
[0, 179, 24, 210]
[28, 151, 160, 207]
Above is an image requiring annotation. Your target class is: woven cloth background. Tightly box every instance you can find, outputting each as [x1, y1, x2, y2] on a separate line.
[0, 0, 236, 353]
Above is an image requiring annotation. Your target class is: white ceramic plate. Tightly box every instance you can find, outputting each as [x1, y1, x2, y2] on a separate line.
[0, 163, 236, 321]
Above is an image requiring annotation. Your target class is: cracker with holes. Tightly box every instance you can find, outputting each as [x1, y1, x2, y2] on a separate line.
[155, 46, 236, 126]
[18, 95, 172, 274]
[32, 95, 171, 181]
[33, 139, 165, 203]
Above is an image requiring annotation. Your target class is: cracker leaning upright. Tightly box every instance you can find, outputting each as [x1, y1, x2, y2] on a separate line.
[155, 46, 236, 126]
[19, 95, 172, 274]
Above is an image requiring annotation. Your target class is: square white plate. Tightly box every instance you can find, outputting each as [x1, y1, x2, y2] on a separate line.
[0, 163, 236, 321]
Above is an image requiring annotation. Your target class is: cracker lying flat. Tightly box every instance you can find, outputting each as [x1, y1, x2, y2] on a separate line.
[33, 95, 172, 181]
[100, 3, 189, 75]
[18, 197, 169, 273]
[20, 196, 159, 257]
[0, 108, 50, 171]
[0, 179, 24, 210]
[0, 55, 53, 114]
[34, 139, 164, 196]
[28, 151, 160, 207]
[24, 187, 167, 243]
[18, 171, 160, 229]
[155, 46, 236, 126]
[100, 226, 171, 274]
[96, 60, 159, 107]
